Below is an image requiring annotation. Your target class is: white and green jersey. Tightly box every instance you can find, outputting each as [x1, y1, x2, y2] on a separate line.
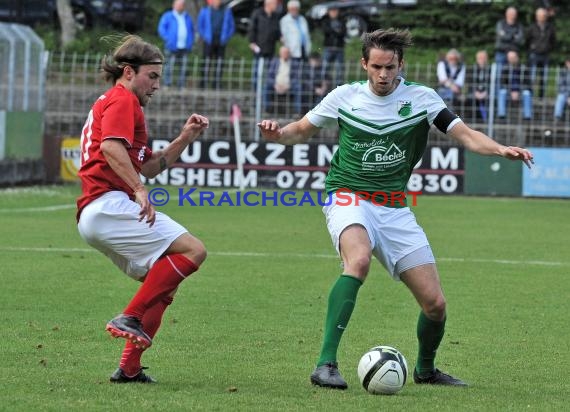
[306, 77, 460, 207]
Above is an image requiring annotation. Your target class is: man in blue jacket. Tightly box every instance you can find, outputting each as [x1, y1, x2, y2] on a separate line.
[198, 0, 235, 89]
[158, 0, 194, 88]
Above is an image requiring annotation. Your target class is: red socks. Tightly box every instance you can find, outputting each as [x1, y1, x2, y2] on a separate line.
[123, 254, 198, 319]
[120, 296, 173, 376]
[118, 253, 197, 377]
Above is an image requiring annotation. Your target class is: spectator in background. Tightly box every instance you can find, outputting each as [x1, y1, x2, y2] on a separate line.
[494, 7, 524, 66]
[497, 50, 533, 120]
[468, 50, 491, 122]
[280, 0, 311, 116]
[248, 0, 282, 90]
[157, 0, 194, 88]
[436, 49, 465, 109]
[197, 0, 235, 89]
[302, 52, 331, 112]
[535, 0, 556, 18]
[526, 7, 556, 98]
[321, 7, 346, 87]
[554, 59, 570, 121]
[264, 46, 292, 114]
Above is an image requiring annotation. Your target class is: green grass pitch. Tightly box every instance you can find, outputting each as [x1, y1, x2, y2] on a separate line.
[0, 185, 568, 411]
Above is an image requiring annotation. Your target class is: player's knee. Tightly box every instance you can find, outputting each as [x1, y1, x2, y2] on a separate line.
[345, 254, 372, 278]
[424, 296, 446, 320]
[170, 233, 207, 266]
[186, 239, 207, 266]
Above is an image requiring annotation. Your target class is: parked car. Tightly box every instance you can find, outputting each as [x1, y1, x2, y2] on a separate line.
[225, 0, 286, 34]
[306, 0, 416, 39]
[0, 0, 145, 32]
[225, 0, 260, 34]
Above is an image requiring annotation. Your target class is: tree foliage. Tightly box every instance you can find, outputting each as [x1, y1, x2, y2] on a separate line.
[378, 0, 569, 64]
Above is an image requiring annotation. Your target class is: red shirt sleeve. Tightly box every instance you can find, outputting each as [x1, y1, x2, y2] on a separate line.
[101, 92, 136, 146]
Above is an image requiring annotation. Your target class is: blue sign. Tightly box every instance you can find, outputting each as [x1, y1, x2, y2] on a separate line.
[523, 148, 570, 197]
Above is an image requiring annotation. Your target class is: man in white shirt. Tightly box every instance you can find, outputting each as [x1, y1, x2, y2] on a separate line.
[436, 48, 465, 109]
[279, 0, 311, 115]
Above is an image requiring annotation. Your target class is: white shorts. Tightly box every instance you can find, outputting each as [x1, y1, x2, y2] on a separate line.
[323, 192, 434, 280]
[77, 191, 188, 280]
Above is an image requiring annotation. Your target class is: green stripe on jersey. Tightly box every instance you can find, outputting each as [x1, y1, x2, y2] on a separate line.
[338, 108, 428, 134]
[313, 78, 447, 207]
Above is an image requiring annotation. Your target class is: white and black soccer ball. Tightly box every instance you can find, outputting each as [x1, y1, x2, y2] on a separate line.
[357, 345, 408, 395]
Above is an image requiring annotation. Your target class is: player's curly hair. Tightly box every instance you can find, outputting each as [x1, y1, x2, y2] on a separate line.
[100, 35, 164, 83]
[361, 28, 413, 63]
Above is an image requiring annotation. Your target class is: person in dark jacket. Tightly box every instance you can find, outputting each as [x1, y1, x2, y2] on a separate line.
[467, 50, 491, 122]
[321, 7, 345, 87]
[248, 0, 282, 90]
[197, 0, 235, 89]
[497, 51, 533, 120]
[494, 6, 525, 66]
[157, 0, 194, 88]
[302, 51, 331, 112]
[526, 7, 556, 97]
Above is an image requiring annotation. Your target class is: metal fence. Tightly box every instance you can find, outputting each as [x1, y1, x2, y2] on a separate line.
[44, 51, 570, 148]
[0, 23, 46, 112]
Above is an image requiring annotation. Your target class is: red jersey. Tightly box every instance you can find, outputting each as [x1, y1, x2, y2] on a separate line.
[76, 84, 152, 220]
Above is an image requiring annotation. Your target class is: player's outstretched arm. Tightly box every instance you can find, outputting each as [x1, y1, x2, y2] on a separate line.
[141, 113, 209, 178]
[257, 116, 320, 145]
[447, 121, 534, 168]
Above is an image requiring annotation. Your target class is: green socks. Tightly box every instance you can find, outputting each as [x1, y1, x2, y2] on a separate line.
[316, 277, 446, 373]
[317, 275, 363, 367]
[415, 311, 446, 375]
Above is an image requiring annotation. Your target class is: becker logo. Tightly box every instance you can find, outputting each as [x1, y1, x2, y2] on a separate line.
[362, 143, 406, 170]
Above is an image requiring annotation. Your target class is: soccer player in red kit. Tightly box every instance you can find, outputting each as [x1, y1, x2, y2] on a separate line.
[76, 35, 209, 383]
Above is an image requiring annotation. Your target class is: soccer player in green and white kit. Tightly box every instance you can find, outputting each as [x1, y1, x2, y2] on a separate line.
[258, 28, 534, 389]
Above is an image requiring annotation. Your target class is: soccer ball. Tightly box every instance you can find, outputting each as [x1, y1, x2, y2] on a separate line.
[357, 345, 408, 395]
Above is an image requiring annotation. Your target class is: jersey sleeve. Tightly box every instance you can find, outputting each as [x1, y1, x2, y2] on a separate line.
[100, 93, 136, 147]
[420, 86, 463, 132]
[306, 86, 343, 128]
[423, 87, 450, 124]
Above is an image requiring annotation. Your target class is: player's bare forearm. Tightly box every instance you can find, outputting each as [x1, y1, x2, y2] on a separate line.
[447, 122, 534, 168]
[141, 114, 209, 178]
[451, 125, 503, 155]
[100, 139, 155, 224]
[141, 136, 189, 178]
[100, 139, 145, 192]
[257, 116, 320, 145]
[101, 140, 155, 225]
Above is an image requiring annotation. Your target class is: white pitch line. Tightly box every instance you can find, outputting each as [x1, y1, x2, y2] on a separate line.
[437, 257, 566, 267]
[0, 246, 567, 267]
[212, 251, 337, 259]
[0, 204, 75, 213]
